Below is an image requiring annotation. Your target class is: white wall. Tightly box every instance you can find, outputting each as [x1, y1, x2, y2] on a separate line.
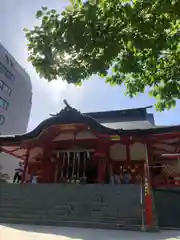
[0, 43, 32, 180]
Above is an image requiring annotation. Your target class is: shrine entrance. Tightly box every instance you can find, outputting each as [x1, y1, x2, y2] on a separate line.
[54, 150, 99, 183]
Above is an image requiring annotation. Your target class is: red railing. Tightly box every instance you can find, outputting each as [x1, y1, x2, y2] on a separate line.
[153, 179, 180, 188]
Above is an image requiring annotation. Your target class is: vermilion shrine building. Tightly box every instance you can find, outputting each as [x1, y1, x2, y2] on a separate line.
[0, 101, 180, 187]
[0, 100, 180, 228]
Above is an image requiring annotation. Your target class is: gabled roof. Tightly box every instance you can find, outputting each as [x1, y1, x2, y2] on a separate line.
[0, 100, 179, 146]
[0, 101, 116, 145]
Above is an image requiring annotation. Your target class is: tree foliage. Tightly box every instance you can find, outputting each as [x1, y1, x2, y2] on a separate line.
[25, 0, 180, 111]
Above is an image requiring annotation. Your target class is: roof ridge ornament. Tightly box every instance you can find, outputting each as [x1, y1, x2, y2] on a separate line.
[50, 99, 79, 117]
[145, 105, 153, 109]
[63, 99, 73, 110]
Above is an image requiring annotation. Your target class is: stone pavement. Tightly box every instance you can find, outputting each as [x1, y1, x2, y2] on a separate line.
[0, 224, 180, 240]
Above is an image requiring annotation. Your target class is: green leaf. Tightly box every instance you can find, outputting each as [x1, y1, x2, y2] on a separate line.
[41, 6, 48, 11]
[25, 0, 180, 111]
[36, 10, 43, 19]
[23, 28, 29, 32]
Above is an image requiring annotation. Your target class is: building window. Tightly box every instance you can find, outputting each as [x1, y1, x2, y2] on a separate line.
[0, 80, 3, 88]
[0, 80, 12, 95]
[0, 115, 5, 125]
[5, 55, 14, 68]
[10, 60, 14, 68]
[3, 84, 11, 95]
[0, 97, 8, 110]
[5, 55, 9, 64]
[0, 62, 15, 81]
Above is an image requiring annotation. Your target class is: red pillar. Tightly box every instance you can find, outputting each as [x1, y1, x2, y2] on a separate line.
[97, 157, 106, 183]
[40, 145, 54, 183]
[96, 138, 109, 183]
[144, 144, 153, 228]
[40, 161, 48, 182]
[126, 143, 130, 163]
[21, 149, 29, 184]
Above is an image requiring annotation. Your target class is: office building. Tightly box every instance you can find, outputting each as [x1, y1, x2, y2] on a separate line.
[0, 42, 32, 179]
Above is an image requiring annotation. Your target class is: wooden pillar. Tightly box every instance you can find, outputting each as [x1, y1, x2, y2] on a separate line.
[54, 158, 60, 183]
[144, 144, 153, 228]
[97, 157, 106, 183]
[96, 138, 108, 183]
[41, 160, 48, 183]
[41, 143, 57, 183]
[21, 149, 29, 184]
[54, 152, 63, 183]
[126, 143, 130, 163]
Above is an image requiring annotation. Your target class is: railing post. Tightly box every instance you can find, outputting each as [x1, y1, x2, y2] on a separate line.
[144, 144, 154, 229]
[140, 177, 145, 231]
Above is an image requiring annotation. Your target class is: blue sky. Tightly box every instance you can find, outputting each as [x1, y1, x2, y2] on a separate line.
[0, 0, 179, 131]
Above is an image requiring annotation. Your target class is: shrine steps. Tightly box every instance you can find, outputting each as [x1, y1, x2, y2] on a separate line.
[0, 184, 145, 231]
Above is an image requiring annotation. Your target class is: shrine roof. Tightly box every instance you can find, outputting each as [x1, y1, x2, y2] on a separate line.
[0, 100, 180, 146]
[85, 105, 154, 124]
[103, 120, 155, 130]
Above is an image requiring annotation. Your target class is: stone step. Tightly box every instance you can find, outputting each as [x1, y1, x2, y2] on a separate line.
[0, 208, 142, 218]
[0, 203, 142, 213]
[0, 184, 145, 231]
[0, 199, 142, 205]
[0, 215, 141, 224]
[1, 195, 140, 203]
[0, 208, 142, 220]
[1, 195, 139, 201]
[0, 210, 142, 223]
[0, 205, 140, 214]
[1, 191, 140, 196]
[0, 207, 136, 215]
[0, 216, 143, 230]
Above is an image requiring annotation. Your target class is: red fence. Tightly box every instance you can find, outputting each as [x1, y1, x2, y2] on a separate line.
[153, 179, 180, 188]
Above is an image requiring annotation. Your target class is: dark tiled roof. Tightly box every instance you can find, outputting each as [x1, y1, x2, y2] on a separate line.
[0, 102, 179, 145]
[84, 106, 153, 123]
[102, 120, 155, 130]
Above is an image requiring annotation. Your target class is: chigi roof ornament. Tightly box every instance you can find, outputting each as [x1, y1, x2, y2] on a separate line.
[145, 105, 153, 109]
[50, 99, 80, 117]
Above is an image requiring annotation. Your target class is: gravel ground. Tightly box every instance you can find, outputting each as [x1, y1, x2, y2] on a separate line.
[0, 224, 180, 240]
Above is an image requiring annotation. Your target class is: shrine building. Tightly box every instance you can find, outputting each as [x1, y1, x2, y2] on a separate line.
[0, 101, 179, 187]
[0, 100, 180, 229]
